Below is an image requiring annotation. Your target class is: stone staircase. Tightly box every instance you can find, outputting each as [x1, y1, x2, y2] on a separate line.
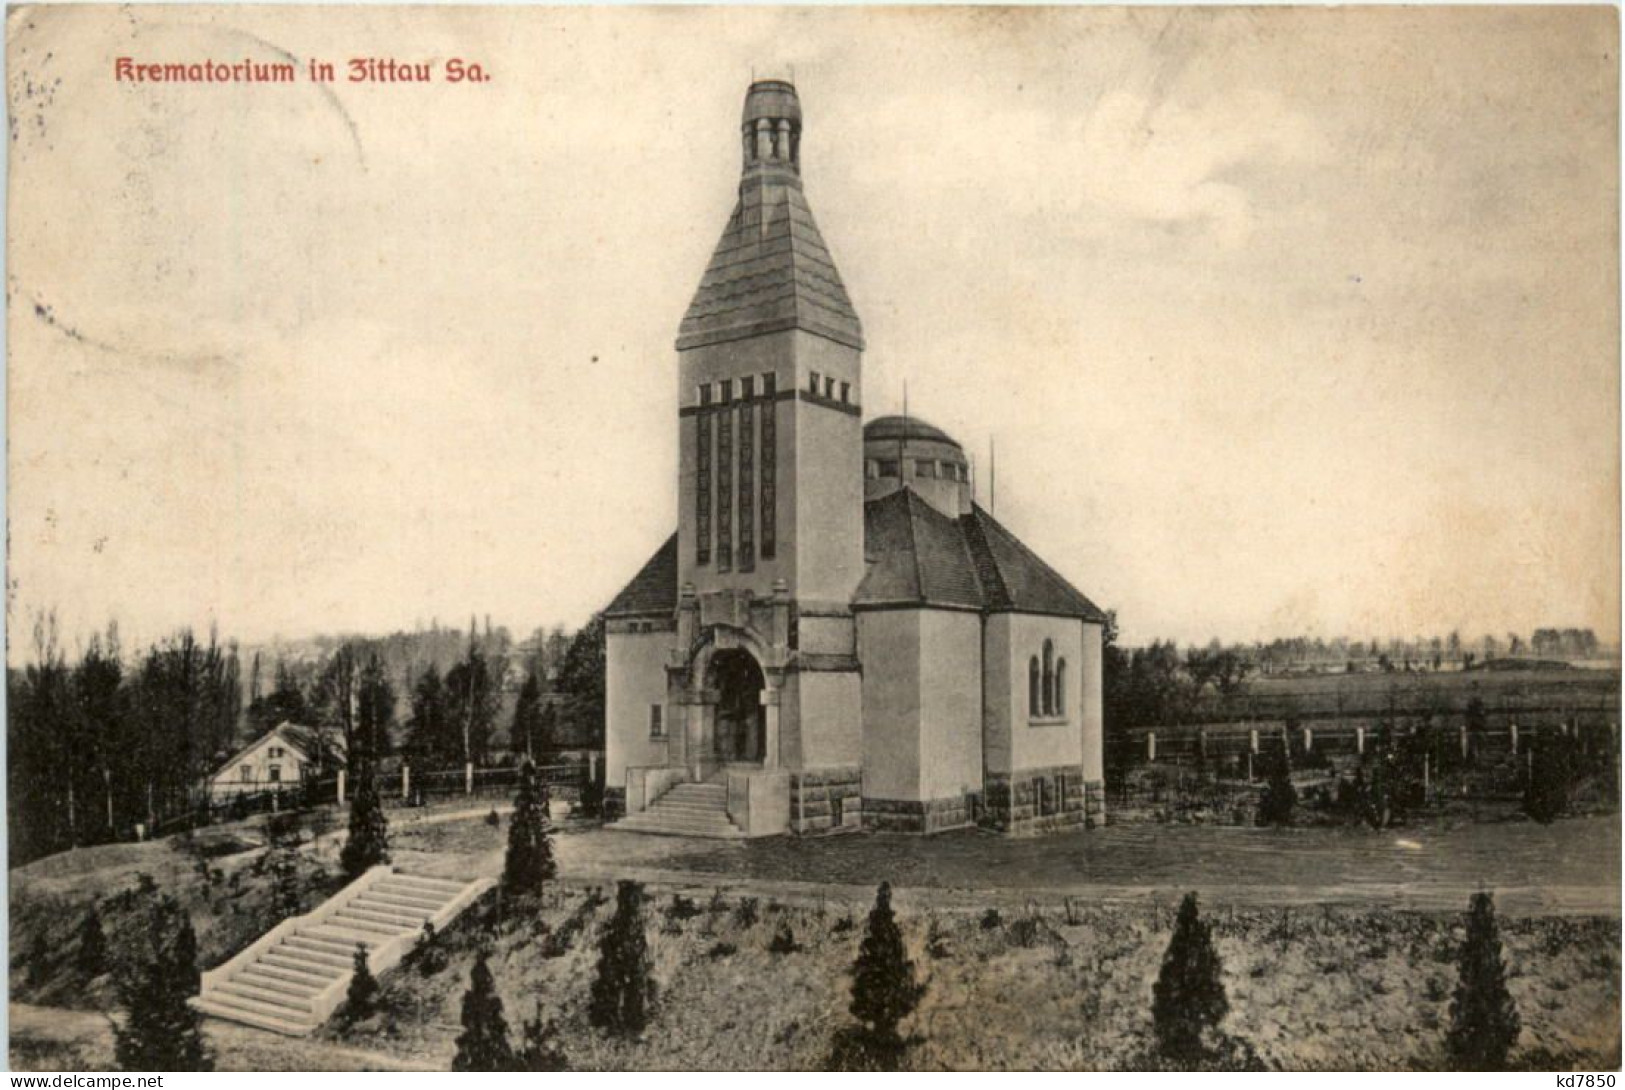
[613, 780, 745, 838]
[194, 866, 493, 1035]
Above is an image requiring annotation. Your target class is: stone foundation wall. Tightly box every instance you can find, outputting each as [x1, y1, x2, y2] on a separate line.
[862, 795, 973, 834]
[1083, 778, 1105, 827]
[982, 764, 1088, 834]
[790, 767, 862, 834]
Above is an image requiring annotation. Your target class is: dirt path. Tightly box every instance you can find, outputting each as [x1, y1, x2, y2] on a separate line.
[8, 1003, 440, 1071]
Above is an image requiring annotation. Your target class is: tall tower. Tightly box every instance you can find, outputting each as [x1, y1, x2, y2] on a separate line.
[676, 79, 865, 607]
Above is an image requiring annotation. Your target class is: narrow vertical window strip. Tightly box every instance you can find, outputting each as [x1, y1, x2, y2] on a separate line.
[717, 404, 733, 572]
[760, 394, 776, 559]
[696, 410, 712, 565]
[738, 399, 755, 572]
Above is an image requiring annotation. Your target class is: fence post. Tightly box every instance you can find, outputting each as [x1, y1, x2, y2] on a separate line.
[1302, 726, 1313, 754]
[465, 762, 474, 796]
[1147, 732, 1156, 762]
[1459, 726, 1469, 760]
[1355, 726, 1365, 754]
[1246, 750, 1254, 782]
[1423, 753, 1430, 795]
[1510, 723, 1518, 754]
[337, 769, 346, 805]
[589, 752, 598, 784]
[1249, 729, 1259, 754]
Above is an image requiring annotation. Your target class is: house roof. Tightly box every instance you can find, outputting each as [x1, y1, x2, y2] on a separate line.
[603, 533, 679, 617]
[602, 490, 1106, 624]
[854, 490, 1107, 620]
[213, 721, 323, 778]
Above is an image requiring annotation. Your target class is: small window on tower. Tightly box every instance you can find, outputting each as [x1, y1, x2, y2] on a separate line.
[878, 459, 899, 478]
[719, 379, 732, 404]
[699, 384, 712, 406]
[824, 376, 836, 399]
[808, 371, 820, 394]
[865, 460, 880, 480]
[649, 705, 664, 738]
[915, 459, 936, 478]
[840, 381, 851, 403]
[762, 372, 776, 396]
[741, 376, 755, 399]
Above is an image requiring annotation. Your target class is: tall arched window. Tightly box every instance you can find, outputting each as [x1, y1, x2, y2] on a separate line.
[1028, 657, 1041, 717]
[1041, 639, 1056, 716]
[1055, 659, 1068, 717]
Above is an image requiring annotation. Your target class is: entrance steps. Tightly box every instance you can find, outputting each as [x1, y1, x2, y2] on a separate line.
[613, 781, 745, 838]
[192, 866, 493, 1035]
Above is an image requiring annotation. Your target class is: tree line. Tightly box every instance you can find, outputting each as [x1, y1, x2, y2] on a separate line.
[7, 610, 606, 867]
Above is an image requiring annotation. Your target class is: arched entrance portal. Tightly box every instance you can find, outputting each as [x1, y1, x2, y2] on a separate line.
[708, 648, 766, 765]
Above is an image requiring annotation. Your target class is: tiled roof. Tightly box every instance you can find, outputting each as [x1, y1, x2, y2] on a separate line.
[602, 494, 1105, 623]
[854, 490, 1108, 621]
[677, 172, 864, 352]
[959, 505, 1108, 621]
[603, 534, 679, 617]
[855, 489, 983, 610]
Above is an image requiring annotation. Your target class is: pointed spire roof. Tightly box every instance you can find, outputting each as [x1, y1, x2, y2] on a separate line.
[677, 79, 864, 352]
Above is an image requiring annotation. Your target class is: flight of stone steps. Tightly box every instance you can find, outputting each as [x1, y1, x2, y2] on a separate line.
[194, 866, 493, 1035]
[613, 780, 745, 838]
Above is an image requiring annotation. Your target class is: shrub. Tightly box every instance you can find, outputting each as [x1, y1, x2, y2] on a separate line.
[344, 944, 378, 1022]
[829, 882, 924, 1071]
[768, 920, 800, 955]
[112, 893, 210, 1071]
[980, 908, 1003, 930]
[1151, 892, 1229, 1066]
[588, 880, 656, 1035]
[518, 1003, 569, 1071]
[1257, 740, 1296, 827]
[733, 897, 760, 929]
[706, 941, 737, 960]
[925, 917, 951, 960]
[831, 913, 855, 935]
[75, 903, 107, 977]
[339, 765, 390, 880]
[452, 950, 516, 1071]
[502, 762, 557, 901]
[1525, 734, 1574, 824]
[410, 922, 448, 977]
[485, 808, 500, 827]
[1447, 892, 1521, 1070]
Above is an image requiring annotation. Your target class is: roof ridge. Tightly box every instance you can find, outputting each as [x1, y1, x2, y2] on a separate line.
[971, 504, 1106, 620]
[901, 488, 926, 601]
[959, 507, 1012, 609]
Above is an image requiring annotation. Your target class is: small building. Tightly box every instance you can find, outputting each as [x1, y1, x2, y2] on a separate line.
[209, 722, 338, 798]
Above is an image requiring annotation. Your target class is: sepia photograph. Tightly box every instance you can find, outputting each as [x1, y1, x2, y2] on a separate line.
[4, 3, 1620, 1073]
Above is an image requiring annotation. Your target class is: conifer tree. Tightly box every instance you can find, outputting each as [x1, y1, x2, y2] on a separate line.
[1257, 738, 1296, 826]
[518, 1002, 569, 1071]
[344, 944, 379, 1022]
[1151, 892, 1228, 1066]
[113, 895, 210, 1071]
[76, 902, 108, 977]
[452, 950, 516, 1071]
[265, 812, 305, 918]
[829, 882, 924, 1070]
[502, 761, 556, 901]
[340, 762, 390, 879]
[588, 880, 656, 1034]
[1447, 892, 1521, 1070]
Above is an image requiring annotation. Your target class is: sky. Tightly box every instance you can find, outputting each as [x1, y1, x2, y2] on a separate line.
[6, 5, 1619, 658]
